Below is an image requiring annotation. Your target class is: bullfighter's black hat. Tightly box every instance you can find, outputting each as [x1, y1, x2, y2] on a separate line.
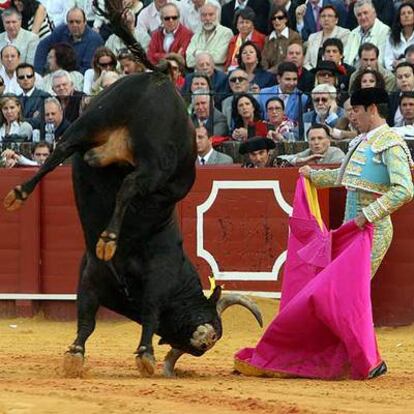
[239, 137, 276, 155]
[350, 87, 389, 106]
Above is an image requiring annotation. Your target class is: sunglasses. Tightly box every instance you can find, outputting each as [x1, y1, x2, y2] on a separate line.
[163, 15, 178, 21]
[272, 15, 286, 21]
[99, 61, 115, 68]
[230, 76, 248, 83]
[314, 97, 328, 103]
[318, 71, 335, 77]
[17, 73, 34, 80]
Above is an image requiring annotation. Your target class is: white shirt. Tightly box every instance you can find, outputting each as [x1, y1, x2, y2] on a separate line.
[137, 2, 162, 35]
[383, 31, 414, 70]
[198, 147, 213, 164]
[269, 26, 290, 41]
[39, 0, 75, 27]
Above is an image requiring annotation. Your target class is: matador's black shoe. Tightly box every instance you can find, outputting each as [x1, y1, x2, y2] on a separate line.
[368, 361, 388, 379]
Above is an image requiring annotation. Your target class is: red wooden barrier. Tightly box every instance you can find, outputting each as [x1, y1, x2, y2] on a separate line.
[0, 166, 413, 326]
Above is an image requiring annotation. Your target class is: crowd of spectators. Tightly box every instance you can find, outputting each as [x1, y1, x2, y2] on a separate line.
[0, 0, 413, 168]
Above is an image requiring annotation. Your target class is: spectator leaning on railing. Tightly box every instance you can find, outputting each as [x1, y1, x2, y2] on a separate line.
[1, 140, 52, 167]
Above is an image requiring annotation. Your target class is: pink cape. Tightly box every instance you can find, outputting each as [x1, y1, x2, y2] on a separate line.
[235, 177, 382, 379]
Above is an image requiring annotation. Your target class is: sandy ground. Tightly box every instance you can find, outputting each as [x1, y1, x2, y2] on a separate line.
[0, 298, 414, 414]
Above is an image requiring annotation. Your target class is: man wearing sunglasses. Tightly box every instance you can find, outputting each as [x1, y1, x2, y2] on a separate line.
[147, 3, 193, 65]
[16, 62, 50, 129]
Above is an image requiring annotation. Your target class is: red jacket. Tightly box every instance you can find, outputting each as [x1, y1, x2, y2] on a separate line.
[224, 30, 266, 72]
[147, 24, 193, 65]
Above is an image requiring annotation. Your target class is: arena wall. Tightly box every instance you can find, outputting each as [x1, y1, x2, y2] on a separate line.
[0, 166, 413, 326]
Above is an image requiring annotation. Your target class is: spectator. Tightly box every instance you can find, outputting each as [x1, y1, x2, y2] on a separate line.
[237, 40, 274, 90]
[350, 67, 386, 92]
[182, 52, 227, 104]
[191, 89, 228, 136]
[238, 136, 276, 168]
[147, 3, 193, 65]
[265, 96, 297, 142]
[303, 5, 350, 70]
[34, 7, 104, 74]
[231, 92, 266, 140]
[0, 45, 41, 95]
[278, 123, 345, 165]
[183, 71, 211, 112]
[1, 140, 52, 167]
[186, 3, 233, 69]
[180, 0, 221, 34]
[404, 43, 414, 64]
[393, 91, 414, 139]
[262, 6, 301, 74]
[0, 8, 39, 64]
[0, 75, 5, 96]
[117, 48, 145, 74]
[0, 94, 32, 141]
[344, 0, 390, 66]
[51, 69, 85, 123]
[389, 61, 414, 125]
[137, 0, 167, 35]
[224, 7, 265, 72]
[123, 0, 144, 26]
[295, 0, 347, 42]
[42, 96, 69, 141]
[321, 38, 355, 94]
[83, 46, 117, 95]
[221, 0, 269, 35]
[11, 0, 54, 38]
[345, 0, 395, 30]
[41, 43, 84, 95]
[328, 97, 359, 141]
[195, 125, 233, 165]
[312, 60, 340, 90]
[303, 84, 344, 136]
[258, 61, 309, 123]
[384, 2, 414, 71]
[221, 68, 250, 128]
[165, 52, 186, 89]
[274, 0, 297, 29]
[16, 62, 49, 128]
[105, 8, 150, 55]
[285, 42, 314, 93]
[348, 42, 396, 93]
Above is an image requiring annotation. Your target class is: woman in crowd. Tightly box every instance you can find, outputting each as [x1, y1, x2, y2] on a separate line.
[42, 43, 84, 94]
[84, 47, 118, 95]
[183, 72, 212, 113]
[231, 93, 266, 141]
[165, 52, 186, 90]
[304, 5, 349, 70]
[237, 41, 274, 91]
[11, 0, 54, 38]
[0, 95, 32, 141]
[224, 7, 265, 72]
[350, 68, 386, 92]
[261, 6, 301, 74]
[264, 97, 297, 142]
[384, 1, 414, 71]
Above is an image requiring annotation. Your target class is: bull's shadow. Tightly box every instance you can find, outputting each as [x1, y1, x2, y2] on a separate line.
[4, 72, 262, 377]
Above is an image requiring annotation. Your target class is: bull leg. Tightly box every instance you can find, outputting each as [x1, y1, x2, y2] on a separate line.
[4, 129, 87, 211]
[163, 348, 185, 378]
[63, 256, 100, 378]
[96, 155, 176, 261]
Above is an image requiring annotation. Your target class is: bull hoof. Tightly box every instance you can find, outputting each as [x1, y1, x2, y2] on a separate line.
[135, 353, 156, 377]
[96, 231, 117, 261]
[4, 186, 27, 211]
[63, 345, 85, 378]
[84, 150, 102, 168]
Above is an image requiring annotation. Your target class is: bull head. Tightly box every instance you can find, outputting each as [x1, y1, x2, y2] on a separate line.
[163, 286, 263, 376]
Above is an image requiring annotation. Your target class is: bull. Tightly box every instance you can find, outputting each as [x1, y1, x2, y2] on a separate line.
[3, 0, 263, 377]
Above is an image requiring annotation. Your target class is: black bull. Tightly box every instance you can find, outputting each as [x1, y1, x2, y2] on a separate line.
[4, 72, 262, 377]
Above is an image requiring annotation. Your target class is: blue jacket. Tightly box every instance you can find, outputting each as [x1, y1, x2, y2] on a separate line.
[34, 24, 103, 74]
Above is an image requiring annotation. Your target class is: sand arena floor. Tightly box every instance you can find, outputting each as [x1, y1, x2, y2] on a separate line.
[0, 298, 413, 414]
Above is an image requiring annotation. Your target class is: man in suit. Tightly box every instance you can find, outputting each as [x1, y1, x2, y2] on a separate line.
[221, 0, 270, 35]
[191, 91, 229, 136]
[196, 125, 233, 165]
[285, 42, 314, 93]
[16, 63, 50, 129]
[42, 97, 70, 142]
[0, 8, 39, 65]
[295, 0, 347, 42]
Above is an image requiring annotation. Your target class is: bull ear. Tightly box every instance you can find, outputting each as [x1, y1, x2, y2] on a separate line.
[209, 285, 222, 304]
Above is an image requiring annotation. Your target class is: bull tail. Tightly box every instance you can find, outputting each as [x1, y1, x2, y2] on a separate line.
[93, 0, 160, 73]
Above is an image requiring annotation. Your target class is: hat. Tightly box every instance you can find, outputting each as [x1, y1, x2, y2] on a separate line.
[350, 87, 389, 106]
[239, 137, 276, 155]
[311, 60, 341, 76]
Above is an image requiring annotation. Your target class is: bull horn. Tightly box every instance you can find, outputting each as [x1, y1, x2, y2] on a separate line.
[216, 294, 263, 327]
[163, 347, 185, 377]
